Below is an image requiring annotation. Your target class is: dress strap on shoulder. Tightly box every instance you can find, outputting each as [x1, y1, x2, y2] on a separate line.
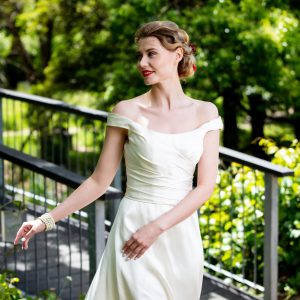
[107, 113, 130, 130]
[201, 116, 223, 134]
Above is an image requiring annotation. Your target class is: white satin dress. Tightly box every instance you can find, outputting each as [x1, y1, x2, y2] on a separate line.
[85, 112, 223, 300]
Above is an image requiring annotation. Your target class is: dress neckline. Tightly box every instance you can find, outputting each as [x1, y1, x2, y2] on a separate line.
[108, 112, 222, 136]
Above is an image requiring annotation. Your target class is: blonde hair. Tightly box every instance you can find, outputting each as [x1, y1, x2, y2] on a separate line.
[134, 20, 196, 80]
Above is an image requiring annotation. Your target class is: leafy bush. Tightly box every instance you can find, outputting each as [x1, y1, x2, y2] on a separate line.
[259, 138, 300, 299]
[0, 272, 59, 300]
[200, 138, 299, 299]
[0, 272, 32, 300]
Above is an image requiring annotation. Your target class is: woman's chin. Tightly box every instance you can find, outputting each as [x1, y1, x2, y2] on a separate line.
[143, 78, 157, 86]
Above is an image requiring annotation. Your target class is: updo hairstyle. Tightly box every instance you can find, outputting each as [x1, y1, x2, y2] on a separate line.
[134, 20, 196, 80]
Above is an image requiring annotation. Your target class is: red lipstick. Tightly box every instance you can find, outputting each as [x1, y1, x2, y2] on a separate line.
[142, 70, 154, 77]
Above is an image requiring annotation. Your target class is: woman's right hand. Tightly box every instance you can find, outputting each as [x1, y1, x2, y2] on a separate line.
[14, 219, 46, 250]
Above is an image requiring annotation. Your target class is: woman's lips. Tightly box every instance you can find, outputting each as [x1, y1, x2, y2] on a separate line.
[143, 71, 154, 77]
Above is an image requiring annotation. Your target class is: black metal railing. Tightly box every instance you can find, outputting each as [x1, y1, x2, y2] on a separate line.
[0, 88, 107, 177]
[199, 147, 293, 299]
[0, 144, 121, 299]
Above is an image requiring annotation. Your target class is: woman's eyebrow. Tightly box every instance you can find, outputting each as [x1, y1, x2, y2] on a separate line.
[136, 48, 157, 54]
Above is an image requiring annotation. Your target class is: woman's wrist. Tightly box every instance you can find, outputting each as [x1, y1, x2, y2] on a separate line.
[37, 219, 47, 231]
[38, 212, 56, 231]
[151, 219, 166, 234]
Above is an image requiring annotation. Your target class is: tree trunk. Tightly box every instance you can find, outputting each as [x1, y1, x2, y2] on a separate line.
[293, 118, 300, 140]
[40, 18, 54, 70]
[223, 89, 239, 149]
[248, 93, 268, 159]
[6, 15, 37, 83]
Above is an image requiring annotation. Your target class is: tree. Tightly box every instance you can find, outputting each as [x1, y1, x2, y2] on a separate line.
[0, 0, 299, 153]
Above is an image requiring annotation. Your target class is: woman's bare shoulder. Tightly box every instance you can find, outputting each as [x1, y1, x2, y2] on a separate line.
[111, 97, 142, 119]
[192, 99, 219, 120]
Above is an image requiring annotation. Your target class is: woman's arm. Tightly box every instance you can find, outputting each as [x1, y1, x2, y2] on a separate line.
[48, 124, 127, 223]
[14, 113, 127, 249]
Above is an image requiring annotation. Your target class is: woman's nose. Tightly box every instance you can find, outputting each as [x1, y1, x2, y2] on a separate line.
[139, 55, 148, 68]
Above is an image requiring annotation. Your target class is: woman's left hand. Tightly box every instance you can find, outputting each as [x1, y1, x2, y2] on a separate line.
[122, 221, 163, 260]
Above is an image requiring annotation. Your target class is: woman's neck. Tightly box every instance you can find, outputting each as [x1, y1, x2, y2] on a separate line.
[148, 80, 187, 111]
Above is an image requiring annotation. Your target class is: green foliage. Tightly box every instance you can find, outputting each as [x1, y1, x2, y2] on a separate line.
[200, 138, 299, 297]
[0, 272, 84, 300]
[1, 0, 299, 139]
[200, 163, 265, 296]
[0, 272, 24, 300]
[259, 138, 300, 298]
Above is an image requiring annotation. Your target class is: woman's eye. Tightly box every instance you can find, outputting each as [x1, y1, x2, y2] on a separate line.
[136, 52, 156, 60]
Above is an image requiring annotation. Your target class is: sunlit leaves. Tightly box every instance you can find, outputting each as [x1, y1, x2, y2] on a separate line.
[201, 138, 300, 296]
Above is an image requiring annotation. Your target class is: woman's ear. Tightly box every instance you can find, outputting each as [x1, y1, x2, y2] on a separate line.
[176, 47, 184, 62]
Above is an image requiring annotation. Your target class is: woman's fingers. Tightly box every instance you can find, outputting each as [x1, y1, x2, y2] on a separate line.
[133, 246, 147, 260]
[122, 238, 148, 260]
[131, 245, 145, 260]
[21, 236, 30, 250]
[127, 244, 143, 260]
[22, 227, 37, 249]
[14, 223, 32, 245]
[14, 220, 46, 249]
[122, 238, 135, 254]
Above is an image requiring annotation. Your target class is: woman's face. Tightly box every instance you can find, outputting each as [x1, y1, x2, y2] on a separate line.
[136, 36, 182, 85]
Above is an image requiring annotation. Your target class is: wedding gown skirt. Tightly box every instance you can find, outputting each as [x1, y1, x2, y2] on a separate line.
[85, 112, 223, 300]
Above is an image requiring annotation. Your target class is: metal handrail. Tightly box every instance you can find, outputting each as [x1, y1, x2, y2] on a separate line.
[219, 146, 293, 177]
[0, 144, 122, 197]
[0, 88, 107, 120]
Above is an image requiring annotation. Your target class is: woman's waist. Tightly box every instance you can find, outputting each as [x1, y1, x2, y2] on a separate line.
[124, 185, 192, 205]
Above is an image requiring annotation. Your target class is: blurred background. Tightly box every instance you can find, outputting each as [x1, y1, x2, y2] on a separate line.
[1, 0, 299, 155]
[0, 1, 299, 299]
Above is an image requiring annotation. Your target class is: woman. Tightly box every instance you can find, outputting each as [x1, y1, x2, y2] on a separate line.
[14, 20, 223, 299]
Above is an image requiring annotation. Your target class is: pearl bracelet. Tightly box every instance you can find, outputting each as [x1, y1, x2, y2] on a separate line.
[38, 213, 56, 231]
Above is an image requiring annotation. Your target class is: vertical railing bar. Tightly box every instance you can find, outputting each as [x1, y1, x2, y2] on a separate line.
[95, 197, 106, 266]
[207, 174, 211, 270]
[51, 112, 55, 164]
[66, 115, 71, 170]
[67, 186, 72, 300]
[5, 98, 9, 146]
[229, 167, 235, 276]
[11, 162, 18, 273]
[241, 166, 246, 279]
[43, 175, 49, 291]
[79, 192, 83, 294]
[0, 94, 6, 271]
[263, 173, 279, 300]
[28, 104, 32, 156]
[19, 101, 23, 151]
[59, 113, 63, 166]
[2, 160, 9, 269]
[76, 119, 79, 174]
[92, 123, 96, 169]
[83, 125, 87, 176]
[32, 172, 39, 291]
[13, 99, 16, 149]
[0, 95, 7, 278]
[253, 169, 258, 286]
[21, 167, 28, 293]
[36, 108, 41, 159]
[42, 110, 47, 162]
[218, 175, 222, 271]
[55, 181, 61, 294]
